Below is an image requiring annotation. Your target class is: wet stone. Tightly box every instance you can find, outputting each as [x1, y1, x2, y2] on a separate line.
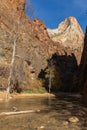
[0, 95, 87, 130]
[35, 126, 45, 130]
[69, 116, 79, 123]
[62, 121, 69, 126]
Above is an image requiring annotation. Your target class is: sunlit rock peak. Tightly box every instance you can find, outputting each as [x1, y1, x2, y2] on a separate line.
[47, 16, 84, 51]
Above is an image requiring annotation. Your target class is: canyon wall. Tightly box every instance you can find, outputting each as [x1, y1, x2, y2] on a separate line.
[0, 0, 84, 92]
[79, 27, 87, 103]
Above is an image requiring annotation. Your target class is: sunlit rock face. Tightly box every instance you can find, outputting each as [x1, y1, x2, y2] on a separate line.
[0, 0, 25, 32]
[79, 27, 87, 103]
[47, 16, 84, 51]
[0, 0, 50, 90]
[0, 0, 84, 92]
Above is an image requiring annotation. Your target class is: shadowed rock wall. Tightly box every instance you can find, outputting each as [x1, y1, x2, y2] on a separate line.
[79, 27, 87, 103]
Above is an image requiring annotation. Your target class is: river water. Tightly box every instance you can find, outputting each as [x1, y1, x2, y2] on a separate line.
[0, 93, 87, 130]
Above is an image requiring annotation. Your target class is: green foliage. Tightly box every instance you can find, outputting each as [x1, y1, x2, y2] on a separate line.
[22, 89, 46, 94]
[44, 66, 61, 91]
[45, 67, 54, 78]
[0, 50, 7, 57]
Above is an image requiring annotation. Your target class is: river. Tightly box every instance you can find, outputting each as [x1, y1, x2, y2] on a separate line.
[0, 93, 87, 130]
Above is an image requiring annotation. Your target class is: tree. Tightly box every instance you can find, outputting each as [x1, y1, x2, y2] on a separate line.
[45, 58, 61, 93]
[6, 5, 23, 98]
[6, 35, 18, 98]
[6, 0, 34, 98]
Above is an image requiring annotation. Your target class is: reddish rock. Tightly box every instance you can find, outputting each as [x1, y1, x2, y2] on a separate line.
[79, 27, 87, 103]
[32, 18, 50, 43]
[0, 0, 83, 92]
[0, 0, 49, 90]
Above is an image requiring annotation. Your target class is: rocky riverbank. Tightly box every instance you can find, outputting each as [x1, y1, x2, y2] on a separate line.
[0, 91, 55, 100]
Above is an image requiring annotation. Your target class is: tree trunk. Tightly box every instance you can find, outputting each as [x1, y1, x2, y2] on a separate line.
[6, 35, 18, 99]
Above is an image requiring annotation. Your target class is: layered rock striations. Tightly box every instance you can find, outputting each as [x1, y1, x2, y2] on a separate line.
[0, 0, 84, 92]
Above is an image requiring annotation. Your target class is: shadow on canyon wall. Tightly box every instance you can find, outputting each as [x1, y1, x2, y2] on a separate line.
[38, 52, 79, 93]
[78, 27, 87, 102]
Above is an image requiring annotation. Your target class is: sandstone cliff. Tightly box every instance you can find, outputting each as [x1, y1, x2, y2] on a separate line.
[47, 17, 84, 51]
[79, 27, 87, 103]
[0, 0, 83, 92]
[0, 0, 50, 91]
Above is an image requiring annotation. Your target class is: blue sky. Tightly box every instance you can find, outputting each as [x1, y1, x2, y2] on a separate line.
[25, 0, 87, 32]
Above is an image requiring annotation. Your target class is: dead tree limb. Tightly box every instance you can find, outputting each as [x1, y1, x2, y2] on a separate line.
[0, 110, 40, 116]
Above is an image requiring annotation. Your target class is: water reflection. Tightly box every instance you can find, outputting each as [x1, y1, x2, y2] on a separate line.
[0, 94, 87, 130]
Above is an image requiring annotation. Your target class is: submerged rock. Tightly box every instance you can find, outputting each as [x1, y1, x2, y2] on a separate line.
[69, 116, 79, 123]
